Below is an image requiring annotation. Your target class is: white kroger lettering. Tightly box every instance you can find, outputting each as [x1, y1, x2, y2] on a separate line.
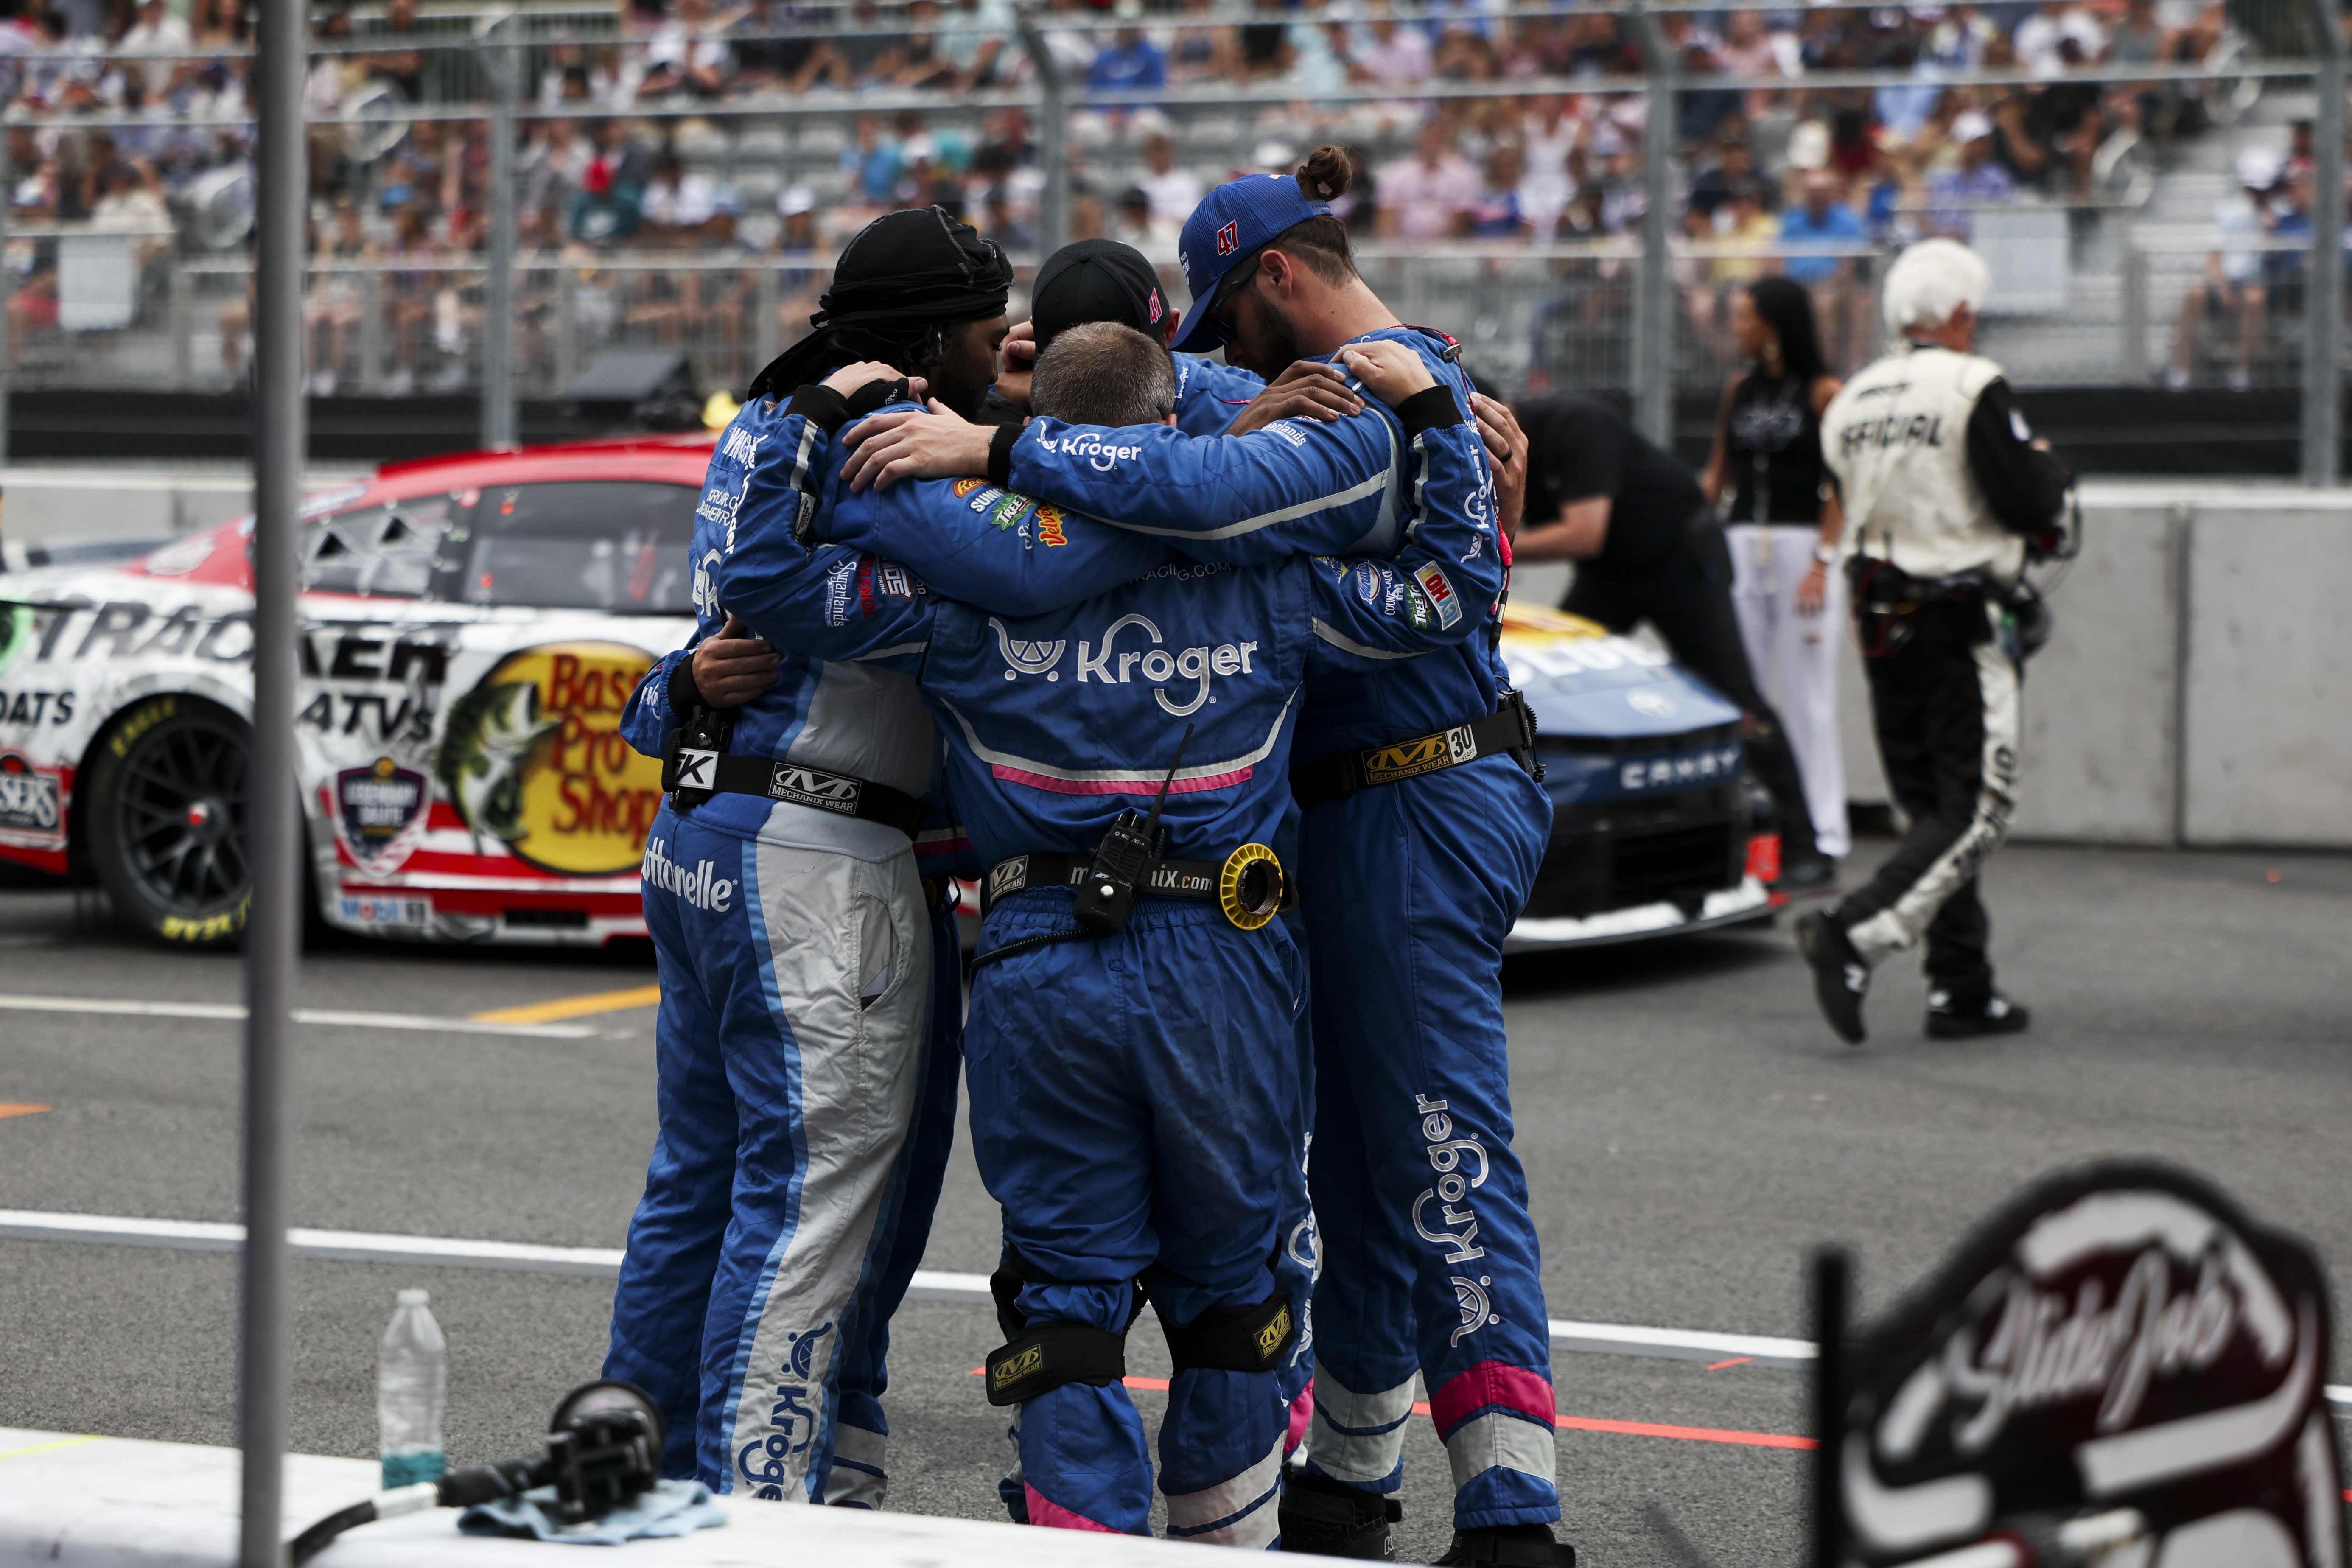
[1068, 613, 1247, 717]
[1044, 434, 1147, 472]
[1410, 1094, 1493, 1342]
[641, 837, 735, 913]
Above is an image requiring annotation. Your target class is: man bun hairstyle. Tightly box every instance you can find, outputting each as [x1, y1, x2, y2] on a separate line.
[1268, 145, 1360, 286]
[1032, 320, 1177, 429]
[1297, 143, 1353, 203]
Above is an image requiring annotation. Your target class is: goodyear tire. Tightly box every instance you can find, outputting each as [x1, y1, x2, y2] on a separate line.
[84, 695, 255, 947]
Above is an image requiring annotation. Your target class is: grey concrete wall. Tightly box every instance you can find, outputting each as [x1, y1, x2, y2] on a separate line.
[2181, 502, 2352, 846]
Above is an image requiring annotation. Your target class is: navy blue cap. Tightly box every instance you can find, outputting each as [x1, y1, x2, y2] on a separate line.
[1170, 173, 1332, 355]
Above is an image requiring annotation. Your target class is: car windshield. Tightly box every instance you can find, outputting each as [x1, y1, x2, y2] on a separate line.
[437, 481, 697, 614]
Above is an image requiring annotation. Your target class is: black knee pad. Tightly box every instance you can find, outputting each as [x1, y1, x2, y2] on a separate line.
[991, 1243, 1149, 1339]
[1159, 1292, 1296, 1375]
[984, 1319, 1129, 1407]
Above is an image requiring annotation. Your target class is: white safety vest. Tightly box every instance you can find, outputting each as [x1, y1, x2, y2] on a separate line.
[1820, 344, 2026, 584]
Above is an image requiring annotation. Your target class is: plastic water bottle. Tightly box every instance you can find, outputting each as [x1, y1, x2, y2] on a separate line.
[378, 1288, 447, 1489]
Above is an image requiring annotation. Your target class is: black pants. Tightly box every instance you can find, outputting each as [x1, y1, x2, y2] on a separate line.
[1832, 594, 2021, 1000]
[1562, 518, 1823, 864]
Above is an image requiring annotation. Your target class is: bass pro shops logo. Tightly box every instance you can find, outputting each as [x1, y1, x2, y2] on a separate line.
[990, 613, 1258, 717]
[0, 751, 60, 831]
[1411, 1094, 1501, 1347]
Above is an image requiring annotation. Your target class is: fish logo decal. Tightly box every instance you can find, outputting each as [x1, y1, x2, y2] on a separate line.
[435, 679, 557, 846]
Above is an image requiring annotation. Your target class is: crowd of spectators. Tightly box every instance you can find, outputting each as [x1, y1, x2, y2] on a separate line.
[0, 0, 2268, 389]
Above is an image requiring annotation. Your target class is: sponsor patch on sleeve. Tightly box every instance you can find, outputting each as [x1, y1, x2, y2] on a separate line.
[1414, 562, 1462, 628]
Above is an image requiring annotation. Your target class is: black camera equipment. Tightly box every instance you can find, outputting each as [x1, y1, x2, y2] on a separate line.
[661, 701, 730, 810]
[1071, 724, 1193, 934]
[287, 1380, 665, 1565]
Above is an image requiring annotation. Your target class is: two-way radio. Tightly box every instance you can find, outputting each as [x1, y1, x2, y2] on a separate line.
[1072, 724, 1192, 934]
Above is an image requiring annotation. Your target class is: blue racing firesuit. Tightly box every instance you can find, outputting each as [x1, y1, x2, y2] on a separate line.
[1173, 353, 1265, 437]
[606, 409, 974, 1507]
[712, 375, 1499, 1544]
[965, 328, 1564, 1532]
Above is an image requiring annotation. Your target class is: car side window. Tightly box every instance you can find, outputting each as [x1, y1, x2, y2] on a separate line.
[429, 482, 697, 615]
[300, 496, 453, 598]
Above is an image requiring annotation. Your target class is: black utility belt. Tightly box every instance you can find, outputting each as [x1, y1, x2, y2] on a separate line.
[982, 844, 1288, 930]
[662, 744, 927, 839]
[1290, 690, 1540, 810]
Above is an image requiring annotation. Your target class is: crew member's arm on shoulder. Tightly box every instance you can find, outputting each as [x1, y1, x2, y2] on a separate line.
[1304, 378, 1504, 668]
[1002, 392, 1402, 563]
[1965, 378, 2072, 537]
[814, 428, 1174, 616]
[714, 537, 939, 674]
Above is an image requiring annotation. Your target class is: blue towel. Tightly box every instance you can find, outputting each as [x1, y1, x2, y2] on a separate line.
[458, 1478, 725, 1545]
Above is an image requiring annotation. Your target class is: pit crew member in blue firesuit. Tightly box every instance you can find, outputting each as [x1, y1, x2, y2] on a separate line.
[1798, 238, 2069, 1046]
[605, 204, 1010, 1506]
[842, 147, 1572, 1568]
[715, 322, 1501, 1547]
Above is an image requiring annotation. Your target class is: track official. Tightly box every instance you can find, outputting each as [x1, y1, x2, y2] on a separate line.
[1798, 238, 2070, 1046]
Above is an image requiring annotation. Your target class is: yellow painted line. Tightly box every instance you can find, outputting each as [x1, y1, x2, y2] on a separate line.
[0, 1434, 101, 1461]
[469, 985, 662, 1025]
[0, 1103, 51, 1120]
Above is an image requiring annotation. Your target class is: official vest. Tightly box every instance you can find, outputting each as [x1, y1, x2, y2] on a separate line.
[1820, 344, 2025, 583]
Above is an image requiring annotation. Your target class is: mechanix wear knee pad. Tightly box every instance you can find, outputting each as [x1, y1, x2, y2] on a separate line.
[983, 1319, 1131, 1407]
[1159, 1292, 1296, 1375]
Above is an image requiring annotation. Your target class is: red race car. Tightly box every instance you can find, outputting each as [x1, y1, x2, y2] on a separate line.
[0, 434, 714, 946]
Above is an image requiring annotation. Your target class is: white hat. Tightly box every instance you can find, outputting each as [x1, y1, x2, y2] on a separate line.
[1951, 109, 1993, 143]
[902, 134, 938, 164]
[779, 184, 816, 216]
[2236, 146, 2283, 188]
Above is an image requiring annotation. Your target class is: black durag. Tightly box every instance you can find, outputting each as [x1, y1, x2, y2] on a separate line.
[747, 206, 1014, 400]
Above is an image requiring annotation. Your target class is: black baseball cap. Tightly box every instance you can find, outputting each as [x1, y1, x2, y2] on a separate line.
[1029, 238, 1172, 353]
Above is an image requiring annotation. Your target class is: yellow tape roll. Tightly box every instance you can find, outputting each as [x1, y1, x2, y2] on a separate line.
[1219, 843, 1286, 931]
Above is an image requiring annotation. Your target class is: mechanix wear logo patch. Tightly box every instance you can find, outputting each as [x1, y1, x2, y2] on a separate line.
[768, 765, 862, 814]
[1256, 1303, 1294, 1362]
[1362, 724, 1477, 786]
[990, 1344, 1043, 1397]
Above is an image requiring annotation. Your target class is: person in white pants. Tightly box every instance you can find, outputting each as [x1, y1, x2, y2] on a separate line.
[1703, 275, 1851, 864]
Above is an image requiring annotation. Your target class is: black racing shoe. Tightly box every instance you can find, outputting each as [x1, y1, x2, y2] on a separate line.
[1279, 1471, 1401, 1559]
[1774, 852, 1840, 894]
[1926, 989, 2032, 1039]
[1434, 1523, 1578, 1566]
[1795, 910, 1870, 1045]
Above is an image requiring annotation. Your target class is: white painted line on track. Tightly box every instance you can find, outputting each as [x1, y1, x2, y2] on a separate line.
[0, 993, 599, 1039]
[16, 1209, 2349, 1403]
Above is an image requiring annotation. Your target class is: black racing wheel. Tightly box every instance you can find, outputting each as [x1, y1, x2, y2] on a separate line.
[84, 694, 255, 946]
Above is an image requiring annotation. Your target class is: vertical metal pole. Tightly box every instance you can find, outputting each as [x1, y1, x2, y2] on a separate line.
[358, 268, 384, 392]
[481, 10, 519, 448]
[2120, 241, 2147, 384]
[2303, 0, 2344, 486]
[1809, 1247, 1851, 1568]
[1020, 17, 1069, 252]
[0, 131, 12, 463]
[754, 263, 779, 367]
[171, 259, 193, 387]
[242, 0, 305, 1558]
[1629, 1, 1675, 448]
[556, 267, 578, 389]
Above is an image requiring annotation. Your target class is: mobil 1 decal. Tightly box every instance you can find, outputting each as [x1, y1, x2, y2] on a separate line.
[1819, 1160, 2344, 1568]
[434, 641, 663, 875]
[335, 756, 430, 876]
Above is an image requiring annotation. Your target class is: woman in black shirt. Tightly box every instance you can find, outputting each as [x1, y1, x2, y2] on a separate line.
[1702, 275, 1849, 865]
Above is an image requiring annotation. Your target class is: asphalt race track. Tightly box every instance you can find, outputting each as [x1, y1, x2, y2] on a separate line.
[3, 839, 2348, 1565]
